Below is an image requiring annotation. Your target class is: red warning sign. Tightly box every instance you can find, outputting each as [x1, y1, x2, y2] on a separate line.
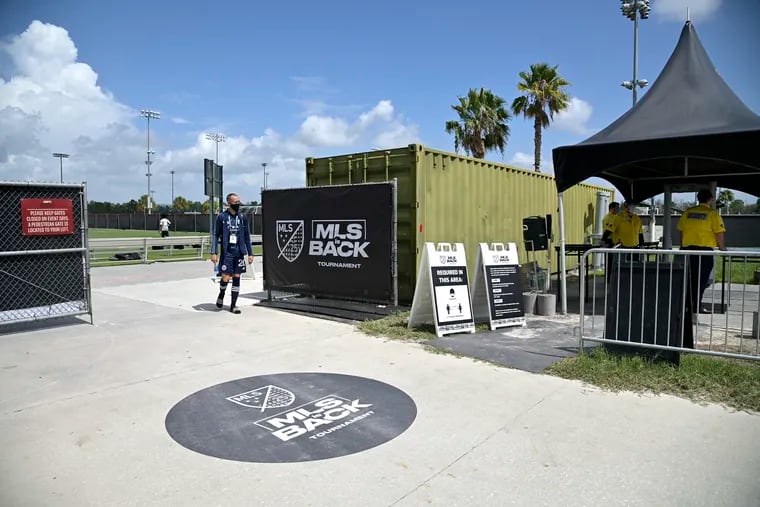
[21, 198, 75, 236]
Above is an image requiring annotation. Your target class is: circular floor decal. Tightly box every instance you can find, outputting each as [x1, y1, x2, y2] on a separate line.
[165, 372, 417, 463]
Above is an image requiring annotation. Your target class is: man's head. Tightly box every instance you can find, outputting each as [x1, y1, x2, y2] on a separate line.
[609, 202, 620, 214]
[697, 189, 713, 205]
[227, 193, 241, 213]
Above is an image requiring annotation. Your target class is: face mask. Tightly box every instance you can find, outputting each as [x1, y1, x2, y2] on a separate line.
[230, 203, 240, 212]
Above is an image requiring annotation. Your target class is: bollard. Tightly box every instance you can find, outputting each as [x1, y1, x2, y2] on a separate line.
[523, 293, 537, 314]
[536, 293, 556, 316]
[753, 311, 759, 340]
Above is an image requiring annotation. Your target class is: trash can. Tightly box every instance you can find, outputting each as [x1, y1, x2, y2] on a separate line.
[604, 260, 693, 363]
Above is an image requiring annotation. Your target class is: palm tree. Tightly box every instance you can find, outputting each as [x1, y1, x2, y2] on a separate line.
[172, 196, 189, 212]
[511, 63, 571, 172]
[136, 194, 156, 212]
[445, 87, 510, 159]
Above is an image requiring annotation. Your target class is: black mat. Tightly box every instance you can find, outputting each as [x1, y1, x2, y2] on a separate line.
[429, 318, 595, 373]
[254, 295, 406, 323]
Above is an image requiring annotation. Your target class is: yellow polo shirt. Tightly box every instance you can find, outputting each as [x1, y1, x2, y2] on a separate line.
[677, 203, 726, 248]
[602, 212, 618, 244]
[612, 211, 643, 247]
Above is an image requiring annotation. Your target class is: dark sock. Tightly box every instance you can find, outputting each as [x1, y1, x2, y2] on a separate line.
[216, 279, 229, 308]
[230, 277, 240, 310]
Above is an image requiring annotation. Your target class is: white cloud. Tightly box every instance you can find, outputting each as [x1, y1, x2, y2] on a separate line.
[358, 100, 394, 127]
[654, 0, 722, 21]
[0, 21, 419, 203]
[374, 123, 419, 148]
[297, 115, 355, 147]
[552, 97, 593, 135]
[509, 152, 534, 169]
[508, 151, 554, 173]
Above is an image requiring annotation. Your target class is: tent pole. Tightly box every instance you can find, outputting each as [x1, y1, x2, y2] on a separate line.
[558, 192, 568, 315]
[663, 185, 673, 249]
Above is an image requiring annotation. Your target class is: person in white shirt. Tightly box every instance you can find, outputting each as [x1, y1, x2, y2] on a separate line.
[159, 215, 171, 238]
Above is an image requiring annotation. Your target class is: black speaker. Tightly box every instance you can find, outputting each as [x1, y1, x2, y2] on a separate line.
[523, 216, 548, 251]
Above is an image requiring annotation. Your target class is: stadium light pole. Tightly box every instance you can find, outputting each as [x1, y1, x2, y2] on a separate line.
[52, 153, 69, 183]
[140, 109, 160, 215]
[621, 1, 657, 240]
[170, 170, 175, 206]
[620, 0, 650, 106]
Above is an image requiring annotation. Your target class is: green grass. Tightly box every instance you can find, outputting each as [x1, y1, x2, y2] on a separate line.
[357, 311, 492, 343]
[89, 228, 204, 239]
[357, 311, 437, 342]
[716, 259, 760, 285]
[88, 228, 262, 266]
[357, 311, 760, 413]
[546, 347, 760, 413]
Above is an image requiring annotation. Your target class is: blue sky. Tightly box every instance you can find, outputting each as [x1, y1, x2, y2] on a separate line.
[1, 0, 758, 205]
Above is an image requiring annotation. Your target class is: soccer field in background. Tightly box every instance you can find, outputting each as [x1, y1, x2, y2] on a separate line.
[88, 228, 203, 239]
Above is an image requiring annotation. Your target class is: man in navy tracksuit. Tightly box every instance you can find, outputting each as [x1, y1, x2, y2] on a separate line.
[210, 193, 253, 314]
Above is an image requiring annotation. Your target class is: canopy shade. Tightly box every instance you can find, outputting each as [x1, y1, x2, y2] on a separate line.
[552, 21, 760, 202]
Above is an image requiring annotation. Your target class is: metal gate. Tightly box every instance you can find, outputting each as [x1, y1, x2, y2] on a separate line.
[0, 181, 93, 326]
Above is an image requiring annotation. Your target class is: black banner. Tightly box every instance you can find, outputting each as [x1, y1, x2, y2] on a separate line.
[484, 265, 524, 320]
[262, 183, 394, 303]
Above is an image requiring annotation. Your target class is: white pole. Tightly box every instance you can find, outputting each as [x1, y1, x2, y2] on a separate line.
[663, 185, 673, 249]
[558, 191, 568, 315]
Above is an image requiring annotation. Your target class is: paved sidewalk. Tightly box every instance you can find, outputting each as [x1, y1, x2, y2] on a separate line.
[1, 262, 758, 506]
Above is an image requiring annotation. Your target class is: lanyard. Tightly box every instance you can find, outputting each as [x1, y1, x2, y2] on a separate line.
[226, 214, 241, 231]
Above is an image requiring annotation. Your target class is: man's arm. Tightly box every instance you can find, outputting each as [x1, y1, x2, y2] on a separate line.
[715, 232, 726, 251]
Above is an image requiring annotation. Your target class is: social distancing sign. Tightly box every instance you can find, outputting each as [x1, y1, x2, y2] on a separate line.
[408, 242, 475, 338]
[471, 242, 526, 330]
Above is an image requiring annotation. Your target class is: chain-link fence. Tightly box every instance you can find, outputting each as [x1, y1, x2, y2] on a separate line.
[0, 181, 92, 326]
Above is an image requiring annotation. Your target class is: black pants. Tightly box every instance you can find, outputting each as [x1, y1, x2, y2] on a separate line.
[682, 245, 714, 313]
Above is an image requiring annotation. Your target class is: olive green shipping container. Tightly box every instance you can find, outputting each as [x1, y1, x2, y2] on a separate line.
[305, 144, 615, 305]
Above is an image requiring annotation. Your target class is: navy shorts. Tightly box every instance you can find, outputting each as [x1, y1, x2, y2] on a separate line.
[219, 253, 247, 275]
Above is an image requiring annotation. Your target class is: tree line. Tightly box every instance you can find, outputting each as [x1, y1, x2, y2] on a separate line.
[88, 195, 259, 214]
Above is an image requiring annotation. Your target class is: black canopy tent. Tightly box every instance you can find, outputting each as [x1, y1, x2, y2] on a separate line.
[550, 20, 760, 314]
[553, 20, 760, 202]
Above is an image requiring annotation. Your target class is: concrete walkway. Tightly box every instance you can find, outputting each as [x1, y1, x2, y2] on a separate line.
[1, 261, 758, 506]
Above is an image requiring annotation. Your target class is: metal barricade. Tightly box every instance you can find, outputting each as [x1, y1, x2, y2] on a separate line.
[0, 181, 93, 326]
[579, 247, 760, 361]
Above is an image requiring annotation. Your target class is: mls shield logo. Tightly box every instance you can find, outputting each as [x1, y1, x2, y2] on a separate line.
[276, 220, 305, 262]
[226, 385, 296, 412]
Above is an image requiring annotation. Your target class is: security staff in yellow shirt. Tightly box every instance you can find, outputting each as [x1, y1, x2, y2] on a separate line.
[600, 201, 620, 248]
[600, 202, 620, 282]
[611, 201, 644, 248]
[677, 189, 727, 314]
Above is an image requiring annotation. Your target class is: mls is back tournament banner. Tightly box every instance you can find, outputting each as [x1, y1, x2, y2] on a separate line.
[262, 182, 394, 303]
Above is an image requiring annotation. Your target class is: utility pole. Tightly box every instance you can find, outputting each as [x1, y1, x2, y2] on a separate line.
[53, 153, 69, 183]
[140, 109, 160, 215]
[170, 170, 175, 207]
[205, 132, 226, 212]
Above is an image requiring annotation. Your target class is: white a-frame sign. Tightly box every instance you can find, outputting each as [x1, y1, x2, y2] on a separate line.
[408, 242, 476, 338]
[472, 242, 526, 330]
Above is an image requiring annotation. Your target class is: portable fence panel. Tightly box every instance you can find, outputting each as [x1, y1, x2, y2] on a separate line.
[580, 248, 760, 362]
[0, 182, 91, 325]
